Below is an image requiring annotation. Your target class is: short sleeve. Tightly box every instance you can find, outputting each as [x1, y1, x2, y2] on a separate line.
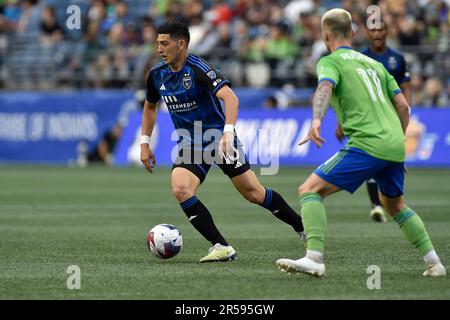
[386, 71, 401, 99]
[191, 59, 231, 94]
[146, 70, 160, 103]
[316, 57, 339, 88]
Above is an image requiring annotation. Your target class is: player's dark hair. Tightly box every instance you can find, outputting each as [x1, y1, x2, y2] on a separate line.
[157, 21, 190, 44]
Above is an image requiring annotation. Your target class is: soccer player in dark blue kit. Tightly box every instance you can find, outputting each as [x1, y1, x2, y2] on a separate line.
[336, 19, 411, 223]
[140, 21, 305, 262]
[361, 21, 411, 102]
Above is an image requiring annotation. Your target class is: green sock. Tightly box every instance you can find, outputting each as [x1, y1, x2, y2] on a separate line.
[300, 192, 327, 252]
[393, 206, 434, 256]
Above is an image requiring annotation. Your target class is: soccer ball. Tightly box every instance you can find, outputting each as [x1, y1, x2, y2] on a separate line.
[147, 224, 183, 259]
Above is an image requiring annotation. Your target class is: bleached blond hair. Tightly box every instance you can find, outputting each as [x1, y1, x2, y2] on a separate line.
[321, 8, 353, 39]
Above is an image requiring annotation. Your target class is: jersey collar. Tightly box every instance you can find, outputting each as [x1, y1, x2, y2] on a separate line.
[368, 46, 388, 57]
[336, 46, 353, 50]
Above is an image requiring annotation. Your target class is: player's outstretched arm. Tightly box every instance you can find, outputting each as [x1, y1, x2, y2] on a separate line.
[392, 93, 410, 134]
[140, 100, 158, 173]
[299, 80, 333, 147]
[216, 85, 239, 158]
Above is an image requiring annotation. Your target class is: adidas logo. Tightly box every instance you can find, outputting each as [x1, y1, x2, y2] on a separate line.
[160, 84, 166, 90]
[234, 161, 243, 169]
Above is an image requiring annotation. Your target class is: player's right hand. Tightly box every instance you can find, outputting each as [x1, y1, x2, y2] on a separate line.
[140, 144, 156, 174]
[299, 119, 325, 148]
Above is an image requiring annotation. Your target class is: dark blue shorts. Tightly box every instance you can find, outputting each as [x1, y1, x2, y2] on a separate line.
[172, 142, 251, 183]
[314, 147, 405, 198]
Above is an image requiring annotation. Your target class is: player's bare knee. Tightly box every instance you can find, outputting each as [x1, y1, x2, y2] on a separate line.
[298, 184, 330, 200]
[385, 205, 402, 217]
[298, 184, 313, 196]
[172, 185, 194, 202]
[392, 202, 406, 215]
[244, 189, 264, 204]
[380, 196, 405, 216]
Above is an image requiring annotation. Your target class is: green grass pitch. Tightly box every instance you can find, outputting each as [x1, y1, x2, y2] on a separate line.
[1, 165, 449, 299]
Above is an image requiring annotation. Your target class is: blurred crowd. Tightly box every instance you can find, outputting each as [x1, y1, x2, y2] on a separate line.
[0, 0, 449, 107]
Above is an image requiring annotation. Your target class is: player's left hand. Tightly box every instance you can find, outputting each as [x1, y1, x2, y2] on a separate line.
[335, 124, 345, 142]
[299, 119, 325, 148]
[219, 131, 235, 161]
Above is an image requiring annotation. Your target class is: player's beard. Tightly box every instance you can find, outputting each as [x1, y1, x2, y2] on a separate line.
[165, 53, 178, 66]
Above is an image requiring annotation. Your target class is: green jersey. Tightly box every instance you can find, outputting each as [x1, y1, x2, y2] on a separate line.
[317, 46, 405, 162]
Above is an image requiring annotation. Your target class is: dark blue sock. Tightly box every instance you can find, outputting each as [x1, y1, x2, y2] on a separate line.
[260, 188, 304, 232]
[180, 196, 229, 246]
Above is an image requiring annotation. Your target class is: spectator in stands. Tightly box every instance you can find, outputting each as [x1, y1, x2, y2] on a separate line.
[40, 6, 63, 46]
[88, 89, 145, 165]
[265, 21, 298, 86]
[164, 0, 188, 25]
[245, 0, 271, 32]
[87, 53, 112, 88]
[207, 0, 233, 26]
[130, 21, 159, 89]
[295, 11, 316, 49]
[3, 0, 22, 31]
[244, 33, 266, 63]
[422, 77, 447, 107]
[183, 0, 204, 24]
[212, 22, 233, 60]
[115, 1, 133, 28]
[87, 0, 106, 30]
[110, 47, 129, 88]
[283, 0, 315, 24]
[17, 0, 39, 33]
[0, 0, 448, 91]
[100, 1, 134, 42]
[410, 73, 425, 106]
[231, 18, 250, 59]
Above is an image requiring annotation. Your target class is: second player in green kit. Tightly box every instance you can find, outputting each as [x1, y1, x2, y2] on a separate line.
[276, 8, 446, 278]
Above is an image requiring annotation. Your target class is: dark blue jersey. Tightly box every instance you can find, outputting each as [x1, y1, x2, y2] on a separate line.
[146, 53, 230, 149]
[360, 46, 410, 85]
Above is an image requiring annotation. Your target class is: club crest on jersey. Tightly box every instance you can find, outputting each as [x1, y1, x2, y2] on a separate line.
[388, 56, 397, 70]
[183, 73, 192, 90]
[207, 70, 216, 79]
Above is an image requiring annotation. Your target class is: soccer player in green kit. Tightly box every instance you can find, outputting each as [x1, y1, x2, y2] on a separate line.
[276, 8, 446, 277]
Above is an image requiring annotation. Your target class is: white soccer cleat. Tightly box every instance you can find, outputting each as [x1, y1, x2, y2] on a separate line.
[423, 263, 446, 277]
[370, 205, 387, 223]
[276, 257, 325, 277]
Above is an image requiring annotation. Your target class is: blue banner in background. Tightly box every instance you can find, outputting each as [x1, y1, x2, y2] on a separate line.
[0, 91, 134, 164]
[114, 108, 450, 168]
[0, 90, 449, 167]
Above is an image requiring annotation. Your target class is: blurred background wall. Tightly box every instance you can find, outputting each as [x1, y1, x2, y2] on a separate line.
[0, 0, 449, 166]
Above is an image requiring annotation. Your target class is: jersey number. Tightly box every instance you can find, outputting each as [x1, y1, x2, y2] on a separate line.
[356, 68, 385, 103]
